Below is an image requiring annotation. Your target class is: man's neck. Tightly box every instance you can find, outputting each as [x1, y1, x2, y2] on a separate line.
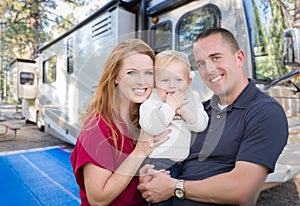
[219, 78, 249, 105]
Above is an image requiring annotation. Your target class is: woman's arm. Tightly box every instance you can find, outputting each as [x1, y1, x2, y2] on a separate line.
[84, 129, 170, 205]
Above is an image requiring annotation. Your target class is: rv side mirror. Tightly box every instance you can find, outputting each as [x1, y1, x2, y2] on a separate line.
[284, 28, 300, 66]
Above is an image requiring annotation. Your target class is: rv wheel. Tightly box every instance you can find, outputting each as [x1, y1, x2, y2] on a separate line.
[37, 112, 44, 131]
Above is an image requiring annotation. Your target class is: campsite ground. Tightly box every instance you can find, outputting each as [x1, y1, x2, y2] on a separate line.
[0, 105, 299, 205]
[0, 105, 73, 153]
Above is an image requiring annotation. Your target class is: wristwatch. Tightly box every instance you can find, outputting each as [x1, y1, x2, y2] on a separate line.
[174, 180, 185, 199]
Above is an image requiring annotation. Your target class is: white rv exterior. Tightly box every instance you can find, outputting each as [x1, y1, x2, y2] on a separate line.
[16, 0, 300, 187]
[34, 5, 136, 142]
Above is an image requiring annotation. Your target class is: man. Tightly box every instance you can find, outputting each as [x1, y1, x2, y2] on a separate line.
[138, 28, 288, 205]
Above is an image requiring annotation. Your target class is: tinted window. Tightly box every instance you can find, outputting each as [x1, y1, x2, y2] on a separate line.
[244, 0, 290, 81]
[176, 5, 221, 68]
[67, 37, 74, 74]
[43, 56, 57, 83]
[150, 21, 172, 53]
[20, 72, 34, 85]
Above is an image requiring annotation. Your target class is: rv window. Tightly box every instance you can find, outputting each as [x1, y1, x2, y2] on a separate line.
[176, 5, 221, 68]
[67, 37, 74, 74]
[150, 21, 172, 53]
[20, 72, 34, 85]
[43, 56, 57, 83]
[244, 0, 289, 81]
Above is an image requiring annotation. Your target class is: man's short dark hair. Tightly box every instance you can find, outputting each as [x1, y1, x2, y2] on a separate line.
[195, 27, 240, 53]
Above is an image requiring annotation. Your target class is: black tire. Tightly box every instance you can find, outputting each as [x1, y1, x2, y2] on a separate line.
[25, 119, 35, 124]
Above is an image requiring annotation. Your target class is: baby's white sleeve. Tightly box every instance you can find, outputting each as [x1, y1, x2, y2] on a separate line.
[139, 100, 175, 135]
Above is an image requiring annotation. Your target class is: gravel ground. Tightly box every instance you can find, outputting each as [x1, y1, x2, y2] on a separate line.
[257, 178, 300, 205]
[0, 119, 73, 152]
[0, 106, 299, 205]
[0, 107, 73, 153]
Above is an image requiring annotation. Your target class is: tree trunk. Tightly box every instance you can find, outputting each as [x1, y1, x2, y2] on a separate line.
[295, 0, 300, 28]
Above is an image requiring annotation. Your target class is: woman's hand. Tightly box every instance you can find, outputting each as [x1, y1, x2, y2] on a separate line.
[132, 129, 171, 157]
[138, 165, 175, 203]
[139, 164, 170, 185]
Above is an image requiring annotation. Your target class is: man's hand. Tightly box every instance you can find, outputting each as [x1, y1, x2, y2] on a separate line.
[139, 164, 155, 184]
[138, 165, 176, 203]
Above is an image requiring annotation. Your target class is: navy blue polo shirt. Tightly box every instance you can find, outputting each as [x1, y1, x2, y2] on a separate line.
[172, 79, 288, 206]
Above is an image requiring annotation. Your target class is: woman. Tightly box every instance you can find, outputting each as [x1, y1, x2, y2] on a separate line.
[70, 39, 170, 206]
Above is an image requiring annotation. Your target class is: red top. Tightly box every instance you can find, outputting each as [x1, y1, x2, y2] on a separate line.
[70, 114, 147, 206]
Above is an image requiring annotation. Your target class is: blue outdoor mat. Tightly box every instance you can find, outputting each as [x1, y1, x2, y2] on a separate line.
[0, 145, 80, 206]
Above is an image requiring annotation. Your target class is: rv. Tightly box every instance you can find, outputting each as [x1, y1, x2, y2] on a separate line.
[9, 59, 37, 101]
[12, 0, 300, 187]
[8, 59, 38, 119]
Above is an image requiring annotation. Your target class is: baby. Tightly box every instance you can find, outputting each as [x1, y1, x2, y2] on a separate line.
[139, 50, 209, 206]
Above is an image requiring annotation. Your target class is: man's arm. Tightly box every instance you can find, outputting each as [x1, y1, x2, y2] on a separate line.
[138, 161, 268, 205]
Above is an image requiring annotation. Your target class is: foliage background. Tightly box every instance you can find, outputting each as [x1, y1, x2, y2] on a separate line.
[0, 0, 299, 102]
[0, 0, 107, 101]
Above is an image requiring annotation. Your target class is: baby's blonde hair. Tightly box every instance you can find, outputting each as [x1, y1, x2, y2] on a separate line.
[155, 50, 191, 78]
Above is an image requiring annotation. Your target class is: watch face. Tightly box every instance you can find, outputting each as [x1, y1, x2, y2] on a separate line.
[175, 188, 185, 199]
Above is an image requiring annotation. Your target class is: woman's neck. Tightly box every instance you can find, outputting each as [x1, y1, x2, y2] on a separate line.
[117, 100, 133, 124]
[118, 102, 139, 141]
